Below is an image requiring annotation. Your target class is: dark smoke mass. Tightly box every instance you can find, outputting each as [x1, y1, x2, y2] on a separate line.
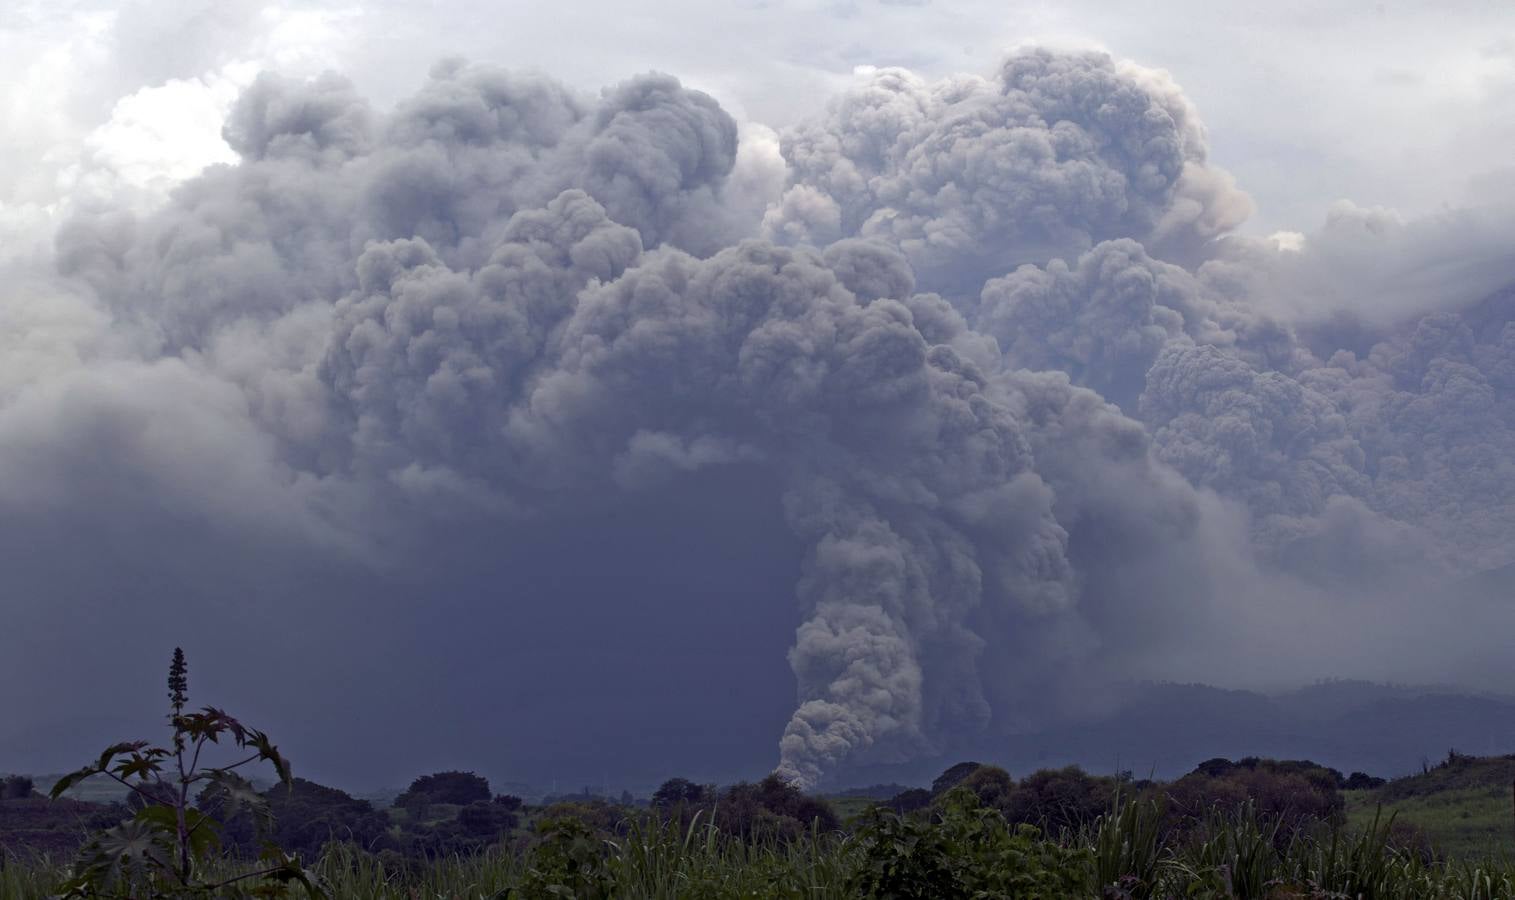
[3, 45, 1515, 791]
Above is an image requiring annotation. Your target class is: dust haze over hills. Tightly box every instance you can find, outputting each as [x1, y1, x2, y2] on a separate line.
[3, 24, 1515, 793]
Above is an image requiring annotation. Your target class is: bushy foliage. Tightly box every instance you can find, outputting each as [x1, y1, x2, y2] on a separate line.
[955, 764, 1014, 810]
[929, 761, 984, 797]
[1166, 757, 1344, 832]
[513, 816, 614, 899]
[1001, 765, 1117, 834]
[456, 800, 516, 837]
[912, 762, 1115, 834]
[650, 777, 709, 810]
[850, 789, 1092, 899]
[0, 777, 36, 801]
[537, 798, 624, 836]
[1345, 770, 1388, 790]
[393, 771, 491, 813]
[207, 778, 392, 859]
[713, 774, 839, 840]
[645, 773, 837, 842]
[377, 770, 525, 859]
[882, 787, 932, 815]
[11, 780, 1515, 899]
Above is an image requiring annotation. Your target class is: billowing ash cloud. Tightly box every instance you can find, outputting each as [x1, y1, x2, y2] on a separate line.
[762, 49, 1252, 296]
[4, 46, 1515, 790]
[56, 62, 742, 350]
[324, 223, 1095, 785]
[977, 222, 1515, 570]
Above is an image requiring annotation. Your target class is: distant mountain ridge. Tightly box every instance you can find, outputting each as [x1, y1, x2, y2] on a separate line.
[835, 680, 1515, 790]
[10, 680, 1514, 799]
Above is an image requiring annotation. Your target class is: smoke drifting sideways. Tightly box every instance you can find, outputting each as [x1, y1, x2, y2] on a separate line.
[4, 50, 1515, 790]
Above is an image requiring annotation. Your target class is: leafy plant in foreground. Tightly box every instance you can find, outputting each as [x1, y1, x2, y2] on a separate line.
[511, 816, 615, 899]
[47, 648, 324, 899]
[849, 787, 1092, 899]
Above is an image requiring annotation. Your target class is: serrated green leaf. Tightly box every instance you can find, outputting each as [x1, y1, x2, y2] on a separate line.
[114, 754, 163, 782]
[94, 740, 148, 771]
[48, 766, 97, 799]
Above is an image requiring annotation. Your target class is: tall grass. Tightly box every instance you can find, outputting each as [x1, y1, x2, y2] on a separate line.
[7, 801, 1515, 899]
[596, 814, 857, 898]
[1086, 793, 1166, 897]
[0, 854, 58, 900]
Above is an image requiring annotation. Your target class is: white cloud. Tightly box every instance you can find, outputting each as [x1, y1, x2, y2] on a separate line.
[66, 67, 249, 210]
[5, 0, 1512, 255]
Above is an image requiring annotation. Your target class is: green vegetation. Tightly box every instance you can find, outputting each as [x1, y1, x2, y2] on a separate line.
[10, 785, 1515, 899]
[30, 649, 321, 899]
[1345, 751, 1515, 859]
[7, 653, 1515, 898]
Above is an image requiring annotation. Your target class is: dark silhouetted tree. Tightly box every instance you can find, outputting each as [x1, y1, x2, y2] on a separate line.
[1001, 766, 1114, 833]
[931, 761, 984, 797]
[957, 765, 1014, 810]
[713, 774, 838, 840]
[650, 777, 708, 810]
[0, 776, 35, 800]
[394, 771, 491, 816]
[456, 800, 518, 838]
[885, 787, 932, 814]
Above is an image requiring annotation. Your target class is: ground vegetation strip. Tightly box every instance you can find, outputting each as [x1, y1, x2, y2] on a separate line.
[5, 753, 1515, 899]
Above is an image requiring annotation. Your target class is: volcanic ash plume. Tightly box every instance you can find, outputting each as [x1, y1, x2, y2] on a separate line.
[5, 46, 1515, 788]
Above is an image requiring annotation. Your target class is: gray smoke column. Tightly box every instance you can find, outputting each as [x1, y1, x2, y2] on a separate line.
[49, 47, 1117, 782]
[323, 223, 1090, 785]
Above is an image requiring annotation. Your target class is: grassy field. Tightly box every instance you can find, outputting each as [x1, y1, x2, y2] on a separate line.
[10, 796, 1515, 899]
[1345, 755, 1515, 859]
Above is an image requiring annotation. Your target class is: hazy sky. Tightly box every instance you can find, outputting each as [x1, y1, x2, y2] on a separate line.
[3, 1, 1514, 793]
[4, 0, 1512, 250]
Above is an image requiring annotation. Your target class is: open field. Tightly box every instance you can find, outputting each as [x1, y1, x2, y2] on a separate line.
[1345, 755, 1515, 860]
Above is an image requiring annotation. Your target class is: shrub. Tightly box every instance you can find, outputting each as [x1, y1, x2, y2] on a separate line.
[538, 798, 625, 836]
[884, 787, 932, 815]
[457, 800, 519, 837]
[1001, 766, 1115, 834]
[850, 789, 1092, 898]
[930, 761, 984, 797]
[393, 770, 491, 815]
[515, 816, 613, 899]
[1344, 770, 1386, 790]
[1165, 757, 1343, 833]
[208, 777, 393, 859]
[956, 765, 1014, 810]
[0, 776, 35, 800]
[713, 774, 838, 840]
[651, 777, 708, 809]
